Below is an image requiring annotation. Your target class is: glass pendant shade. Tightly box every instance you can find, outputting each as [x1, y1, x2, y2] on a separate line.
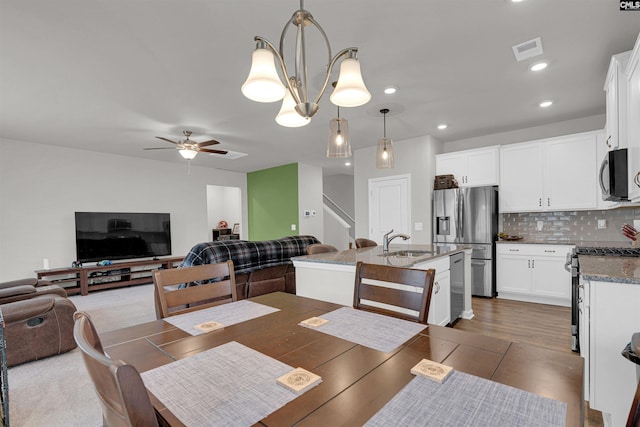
[276, 90, 311, 127]
[376, 137, 395, 169]
[241, 48, 286, 103]
[330, 58, 371, 107]
[179, 149, 198, 160]
[327, 117, 351, 158]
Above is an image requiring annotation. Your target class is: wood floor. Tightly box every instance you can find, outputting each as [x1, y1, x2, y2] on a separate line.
[453, 296, 603, 427]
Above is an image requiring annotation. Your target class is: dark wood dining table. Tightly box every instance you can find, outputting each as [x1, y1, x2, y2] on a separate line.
[100, 292, 583, 426]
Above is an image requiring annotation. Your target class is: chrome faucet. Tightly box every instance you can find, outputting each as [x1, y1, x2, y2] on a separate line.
[382, 229, 411, 253]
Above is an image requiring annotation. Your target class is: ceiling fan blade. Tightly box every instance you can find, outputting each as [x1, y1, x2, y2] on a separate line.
[199, 148, 228, 155]
[155, 136, 180, 145]
[197, 139, 221, 147]
[144, 147, 176, 150]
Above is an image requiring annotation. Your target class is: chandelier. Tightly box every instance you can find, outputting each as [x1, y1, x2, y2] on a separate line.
[241, 0, 371, 127]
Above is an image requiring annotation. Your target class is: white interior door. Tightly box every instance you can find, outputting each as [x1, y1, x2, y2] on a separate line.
[368, 174, 410, 243]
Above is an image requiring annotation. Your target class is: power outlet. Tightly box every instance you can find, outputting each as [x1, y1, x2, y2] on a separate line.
[634, 220, 640, 231]
[597, 219, 607, 229]
[536, 221, 543, 231]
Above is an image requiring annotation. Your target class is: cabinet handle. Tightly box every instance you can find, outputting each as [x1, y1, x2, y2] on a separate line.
[635, 171, 640, 189]
[509, 249, 520, 252]
[528, 259, 531, 268]
[547, 197, 550, 207]
[531, 259, 535, 268]
[539, 198, 542, 207]
[544, 250, 555, 253]
[434, 281, 440, 294]
[605, 135, 611, 148]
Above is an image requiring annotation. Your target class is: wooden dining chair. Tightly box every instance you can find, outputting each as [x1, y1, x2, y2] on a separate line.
[306, 243, 339, 255]
[73, 311, 159, 427]
[353, 261, 435, 324]
[153, 261, 238, 319]
[355, 238, 378, 248]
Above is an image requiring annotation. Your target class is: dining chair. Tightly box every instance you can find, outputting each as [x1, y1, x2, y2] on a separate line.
[353, 261, 435, 324]
[355, 238, 378, 248]
[306, 244, 339, 255]
[153, 261, 238, 318]
[73, 311, 159, 427]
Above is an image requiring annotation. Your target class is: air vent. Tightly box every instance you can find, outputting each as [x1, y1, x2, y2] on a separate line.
[512, 37, 543, 62]
[208, 150, 248, 160]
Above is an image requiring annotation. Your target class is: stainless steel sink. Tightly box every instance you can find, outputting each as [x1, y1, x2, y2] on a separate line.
[379, 250, 435, 258]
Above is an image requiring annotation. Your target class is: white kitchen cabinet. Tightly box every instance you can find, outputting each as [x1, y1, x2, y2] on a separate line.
[435, 146, 499, 187]
[414, 257, 451, 326]
[499, 132, 598, 213]
[496, 244, 573, 306]
[626, 33, 640, 202]
[588, 280, 640, 427]
[604, 51, 631, 150]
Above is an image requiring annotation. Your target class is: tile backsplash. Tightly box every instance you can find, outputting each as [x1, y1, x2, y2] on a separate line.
[501, 207, 640, 243]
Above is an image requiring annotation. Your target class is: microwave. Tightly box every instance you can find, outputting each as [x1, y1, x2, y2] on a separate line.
[599, 148, 628, 201]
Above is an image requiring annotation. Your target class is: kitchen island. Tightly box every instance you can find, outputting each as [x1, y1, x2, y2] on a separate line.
[292, 244, 472, 326]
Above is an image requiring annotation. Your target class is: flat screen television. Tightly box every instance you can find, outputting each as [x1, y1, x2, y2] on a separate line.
[75, 212, 172, 263]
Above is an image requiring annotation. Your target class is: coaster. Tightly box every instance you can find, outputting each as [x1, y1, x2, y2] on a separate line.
[410, 359, 453, 383]
[276, 367, 322, 394]
[194, 321, 225, 332]
[299, 317, 329, 328]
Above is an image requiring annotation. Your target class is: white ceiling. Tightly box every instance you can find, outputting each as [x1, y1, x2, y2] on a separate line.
[1, 1, 639, 175]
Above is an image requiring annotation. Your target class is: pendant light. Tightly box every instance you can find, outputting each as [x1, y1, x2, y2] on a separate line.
[327, 105, 351, 158]
[376, 108, 395, 169]
[327, 82, 351, 158]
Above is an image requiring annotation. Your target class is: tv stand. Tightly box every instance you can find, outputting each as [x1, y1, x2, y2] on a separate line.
[35, 256, 183, 296]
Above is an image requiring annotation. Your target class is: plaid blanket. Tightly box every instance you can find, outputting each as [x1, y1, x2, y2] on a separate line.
[180, 235, 320, 274]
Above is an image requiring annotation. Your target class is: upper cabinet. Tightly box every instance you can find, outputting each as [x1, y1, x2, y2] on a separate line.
[604, 51, 631, 150]
[435, 146, 499, 187]
[500, 132, 598, 213]
[626, 33, 640, 202]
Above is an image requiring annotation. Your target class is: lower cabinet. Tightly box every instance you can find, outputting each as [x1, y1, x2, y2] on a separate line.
[587, 280, 640, 427]
[414, 257, 451, 326]
[496, 244, 573, 306]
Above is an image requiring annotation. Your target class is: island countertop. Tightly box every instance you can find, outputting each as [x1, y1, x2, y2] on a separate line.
[292, 244, 469, 268]
[579, 255, 640, 285]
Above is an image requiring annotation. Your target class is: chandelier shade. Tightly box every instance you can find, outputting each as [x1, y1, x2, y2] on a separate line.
[276, 89, 311, 127]
[375, 109, 395, 169]
[241, 46, 287, 103]
[179, 149, 198, 160]
[241, 0, 370, 126]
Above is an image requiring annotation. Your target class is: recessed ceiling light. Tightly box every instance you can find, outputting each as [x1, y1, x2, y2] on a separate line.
[437, 124, 448, 130]
[345, 162, 351, 166]
[383, 86, 397, 95]
[539, 100, 553, 108]
[511, 0, 526, 3]
[530, 62, 548, 71]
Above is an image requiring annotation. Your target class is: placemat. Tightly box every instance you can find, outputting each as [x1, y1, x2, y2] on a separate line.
[365, 370, 567, 426]
[300, 307, 426, 353]
[164, 300, 279, 335]
[141, 341, 304, 427]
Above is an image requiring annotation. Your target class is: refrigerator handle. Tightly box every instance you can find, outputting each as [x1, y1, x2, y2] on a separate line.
[456, 190, 464, 241]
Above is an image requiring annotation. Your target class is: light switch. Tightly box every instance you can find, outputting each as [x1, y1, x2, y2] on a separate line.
[291, 224, 296, 231]
[415, 222, 423, 231]
[597, 219, 606, 229]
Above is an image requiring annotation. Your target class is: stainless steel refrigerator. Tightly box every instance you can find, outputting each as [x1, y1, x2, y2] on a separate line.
[433, 186, 498, 297]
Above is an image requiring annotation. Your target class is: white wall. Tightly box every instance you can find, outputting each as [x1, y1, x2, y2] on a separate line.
[206, 185, 243, 238]
[0, 138, 247, 281]
[444, 114, 604, 152]
[323, 174, 355, 219]
[354, 135, 443, 245]
[298, 162, 324, 240]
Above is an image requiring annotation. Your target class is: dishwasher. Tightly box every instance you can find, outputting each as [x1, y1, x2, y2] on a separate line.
[449, 252, 465, 324]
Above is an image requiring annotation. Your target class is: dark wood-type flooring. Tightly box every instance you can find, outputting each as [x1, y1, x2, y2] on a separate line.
[453, 297, 603, 427]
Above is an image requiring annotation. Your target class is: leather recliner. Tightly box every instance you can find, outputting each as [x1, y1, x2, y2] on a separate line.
[2, 295, 77, 367]
[0, 278, 67, 305]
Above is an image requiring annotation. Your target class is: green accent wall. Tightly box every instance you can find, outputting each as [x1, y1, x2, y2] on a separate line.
[247, 163, 298, 241]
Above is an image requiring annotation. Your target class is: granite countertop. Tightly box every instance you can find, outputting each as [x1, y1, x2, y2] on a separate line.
[497, 239, 636, 248]
[292, 244, 469, 268]
[579, 255, 640, 285]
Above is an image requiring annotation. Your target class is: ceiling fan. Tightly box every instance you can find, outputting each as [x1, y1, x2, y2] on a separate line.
[144, 130, 228, 159]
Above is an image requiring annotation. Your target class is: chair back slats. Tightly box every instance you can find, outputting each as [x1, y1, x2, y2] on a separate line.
[73, 312, 159, 427]
[153, 261, 237, 318]
[353, 262, 435, 324]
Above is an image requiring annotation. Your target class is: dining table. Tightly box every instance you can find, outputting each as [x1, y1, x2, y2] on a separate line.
[100, 292, 583, 426]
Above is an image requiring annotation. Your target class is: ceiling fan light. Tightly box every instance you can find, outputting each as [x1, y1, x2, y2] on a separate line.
[376, 137, 395, 169]
[241, 47, 286, 103]
[330, 57, 371, 107]
[179, 149, 197, 160]
[327, 117, 351, 158]
[275, 90, 311, 127]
